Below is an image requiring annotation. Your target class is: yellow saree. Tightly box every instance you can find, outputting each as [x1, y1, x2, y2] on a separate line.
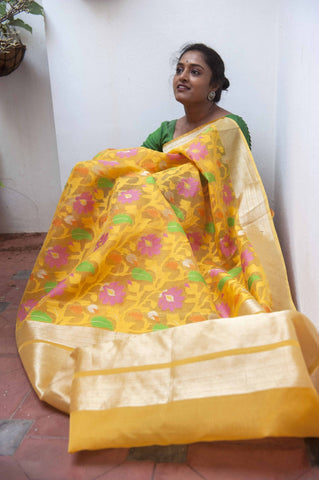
[16, 117, 319, 452]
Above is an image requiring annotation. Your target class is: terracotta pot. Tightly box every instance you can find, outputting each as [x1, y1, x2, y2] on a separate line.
[0, 36, 26, 76]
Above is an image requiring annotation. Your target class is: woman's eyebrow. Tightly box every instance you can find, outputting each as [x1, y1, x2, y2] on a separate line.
[177, 62, 205, 69]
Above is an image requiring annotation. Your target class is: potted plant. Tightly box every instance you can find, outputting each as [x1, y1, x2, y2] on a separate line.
[0, 0, 43, 76]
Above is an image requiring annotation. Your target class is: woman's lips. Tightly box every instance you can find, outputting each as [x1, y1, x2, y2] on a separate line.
[176, 84, 190, 91]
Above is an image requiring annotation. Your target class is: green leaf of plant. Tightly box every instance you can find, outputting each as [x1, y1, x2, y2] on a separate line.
[203, 172, 216, 183]
[0, 3, 6, 17]
[188, 271, 206, 283]
[76, 261, 95, 273]
[205, 222, 215, 233]
[30, 310, 53, 323]
[132, 268, 153, 282]
[153, 324, 169, 331]
[248, 274, 261, 291]
[44, 281, 57, 293]
[113, 214, 133, 225]
[9, 18, 32, 33]
[167, 221, 186, 234]
[91, 316, 114, 330]
[97, 177, 114, 188]
[71, 228, 92, 240]
[171, 204, 184, 220]
[146, 176, 156, 184]
[28, 1, 44, 16]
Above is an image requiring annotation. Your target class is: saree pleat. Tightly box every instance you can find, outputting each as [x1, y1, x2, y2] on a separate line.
[16, 117, 319, 451]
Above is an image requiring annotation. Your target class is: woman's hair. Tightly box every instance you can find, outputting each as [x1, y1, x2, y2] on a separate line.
[178, 43, 230, 102]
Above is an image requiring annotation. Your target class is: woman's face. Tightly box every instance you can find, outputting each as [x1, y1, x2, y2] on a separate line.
[173, 50, 214, 105]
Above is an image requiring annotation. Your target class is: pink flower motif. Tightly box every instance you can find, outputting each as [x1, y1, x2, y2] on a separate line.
[45, 245, 69, 268]
[159, 287, 184, 312]
[187, 232, 202, 252]
[99, 282, 125, 305]
[220, 234, 237, 258]
[138, 234, 162, 257]
[210, 268, 226, 277]
[186, 142, 208, 161]
[167, 153, 184, 162]
[49, 280, 67, 297]
[118, 189, 141, 204]
[94, 233, 109, 251]
[223, 183, 233, 204]
[73, 192, 95, 214]
[98, 160, 119, 166]
[116, 148, 138, 158]
[241, 249, 254, 272]
[216, 302, 231, 318]
[176, 178, 200, 198]
[18, 299, 37, 321]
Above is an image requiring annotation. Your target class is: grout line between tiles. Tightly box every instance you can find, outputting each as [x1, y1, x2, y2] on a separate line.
[10, 389, 32, 420]
[188, 464, 208, 480]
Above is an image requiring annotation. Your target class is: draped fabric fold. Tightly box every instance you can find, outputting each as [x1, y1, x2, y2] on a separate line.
[16, 117, 319, 451]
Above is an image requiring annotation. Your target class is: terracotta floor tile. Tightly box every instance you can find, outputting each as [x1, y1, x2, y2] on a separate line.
[98, 460, 154, 479]
[15, 437, 128, 480]
[0, 456, 29, 480]
[0, 356, 31, 418]
[154, 462, 204, 480]
[187, 440, 310, 480]
[298, 468, 319, 479]
[13, 389, 70, 438]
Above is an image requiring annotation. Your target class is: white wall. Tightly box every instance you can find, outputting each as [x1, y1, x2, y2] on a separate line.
[0, 8, 61, 233]
[275, 0, 319, 324]
[43, 0, 279, 205]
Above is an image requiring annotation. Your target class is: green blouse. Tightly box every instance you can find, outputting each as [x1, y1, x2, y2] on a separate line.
[142, 114, 251, 151]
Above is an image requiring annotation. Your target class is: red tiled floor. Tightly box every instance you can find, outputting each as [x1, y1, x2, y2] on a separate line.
[0, 456, 30, 480]
[154, 462, 204, 479]
[0, 356, 31, 418]
[187, 440, 311, 480]
[13, 390, 70, 438]
[15, 437, 128, 480]
[98, 460, 155, 479]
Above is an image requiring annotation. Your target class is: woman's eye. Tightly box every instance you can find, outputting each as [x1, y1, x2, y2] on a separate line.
[176, 67, 183, 74]
[191, 69, 200, 75]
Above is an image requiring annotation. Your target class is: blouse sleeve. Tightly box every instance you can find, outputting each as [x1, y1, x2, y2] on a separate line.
[141, 123, 164, 152]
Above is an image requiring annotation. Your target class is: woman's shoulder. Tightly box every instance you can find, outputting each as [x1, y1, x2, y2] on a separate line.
[225, 113, 251, 148]
[142, 120, 177, 151]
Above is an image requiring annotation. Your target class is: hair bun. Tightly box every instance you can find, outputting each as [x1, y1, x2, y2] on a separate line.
[222, 77, 230, 90]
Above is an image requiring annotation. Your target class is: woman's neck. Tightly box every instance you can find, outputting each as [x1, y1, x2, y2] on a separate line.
[183, 102, 220, 128]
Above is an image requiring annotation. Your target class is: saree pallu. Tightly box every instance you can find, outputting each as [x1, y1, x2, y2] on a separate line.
[16, 117, 319, 452]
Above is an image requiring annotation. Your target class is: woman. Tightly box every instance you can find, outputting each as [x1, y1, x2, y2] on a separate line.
[16, 44, 319, 452]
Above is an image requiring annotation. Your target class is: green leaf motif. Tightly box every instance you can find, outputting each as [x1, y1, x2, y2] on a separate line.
[188, 271, 206, 283]
[71, 228, 92, 240]
[153, 324, 169, 331]
[218, 275, 232, 291]
[30, 310, 53, 323]
[132, 268, 153, 282]
[0, 180, 5, 187]
[171, 204, 184, 220]
[76, 261, 95, 273]
[227, 217, 235, 227]
[44, 281, 57, 293]
[248, 274, 261, 291]
[205, 222, 215, 234]
[203, 172, 216, 183]
[91, 316, 114, 330]
[97, 177, 114, 188]
[146, 176, 156, 184]
[167, 221, 186, 235]
[113, 214, 133, 225]
[9, 19, 32, 33]
[228, 267, 242, 278]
